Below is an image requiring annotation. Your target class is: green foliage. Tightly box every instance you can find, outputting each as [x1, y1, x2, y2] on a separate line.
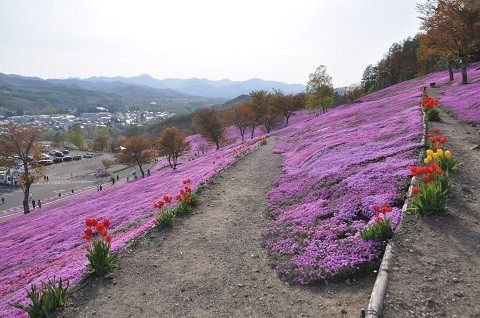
[360, 219, 393, 241]
[436, 156, 458, 172]
[11, 276, 69, 318]
[156, 209, 176, 227]
[306, 65, 334, 113]
[86, 240, 117, 276]
[68, 124, 88, 150]
[260, 139, 267, 146]
[425, 108, 441, 121]
[409, 179, 448, 215]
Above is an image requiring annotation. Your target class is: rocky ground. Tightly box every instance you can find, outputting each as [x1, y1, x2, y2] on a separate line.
[383, 87, 480, 317]
[54, 138, 374, 318]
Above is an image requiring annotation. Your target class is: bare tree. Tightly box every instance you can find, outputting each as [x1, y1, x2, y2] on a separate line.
[0, 124, 45, 214]
[223, 102, 255, 142]
[157, 127, 191, 169]
[192, 108, 225, 150]
[118, 136, 156, 178]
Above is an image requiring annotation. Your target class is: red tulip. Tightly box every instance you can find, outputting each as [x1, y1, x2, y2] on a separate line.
[412, 186, 419, 195]
[185, 197, 192, 204]
[85, 218, 97, 227]
[105, 235, 112, 243]
[102, 218, 110, 228]
[176, 194, 182, 201]
[84, 228, 93, 237]
[436, 168, 443, 175]
[84, 234, 92, 241]
[180, 189, 185, 195]
[185, 186, 191, 193]
[373, 204, 379, 211]
[164, 195, 172, 203]
[433, 128, 439, 134]
[154, 200, 164, 209]
[96, 223, 104, 232]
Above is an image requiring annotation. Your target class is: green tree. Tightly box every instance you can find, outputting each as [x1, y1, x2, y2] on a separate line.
[68, 124, 87, 150]
[306, 65, 334, 113]
[249, 90, 269, 139]
[0, 124, 45, 214]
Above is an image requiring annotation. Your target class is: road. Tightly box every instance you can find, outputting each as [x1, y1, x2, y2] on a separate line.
[0, 151, 156, 222]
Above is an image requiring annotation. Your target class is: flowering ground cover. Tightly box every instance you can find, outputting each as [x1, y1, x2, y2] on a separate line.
[437, 63, 480, 125]
[261, 63, 479, 285]
[263, 87, 427, 285]
[0, 130, 262, 317]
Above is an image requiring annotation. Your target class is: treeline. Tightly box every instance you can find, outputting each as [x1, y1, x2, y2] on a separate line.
[361, 0, 480, 94]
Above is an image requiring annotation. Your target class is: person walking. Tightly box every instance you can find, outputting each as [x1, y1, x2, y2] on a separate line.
[1, 196, 4, 204]
[32, 199, 36, 209]
[38, 199, 41, 209]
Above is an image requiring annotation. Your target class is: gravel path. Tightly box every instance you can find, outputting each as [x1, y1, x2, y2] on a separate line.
[54, 138, 374, 318]
[383, 87, 480, 317]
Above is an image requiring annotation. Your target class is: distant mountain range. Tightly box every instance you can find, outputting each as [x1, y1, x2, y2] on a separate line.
[76, 74, 305, 99]
[0, 72, 305, 116]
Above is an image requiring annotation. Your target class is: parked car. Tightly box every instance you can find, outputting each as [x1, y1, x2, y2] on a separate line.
[52, 157, 63, 163]
[53, 151, 64, 158]
[38, 159, 53, 166]
[83, 152, 94, 158]
[49, 150, 59, 155]
[73, 155, 82, 160]
[62, 149, 70, 154]
[63, 156, 73, 162]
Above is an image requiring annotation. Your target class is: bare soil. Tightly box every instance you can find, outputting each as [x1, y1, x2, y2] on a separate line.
[54, 138, 374, 318]
[383, 87, 480, 317]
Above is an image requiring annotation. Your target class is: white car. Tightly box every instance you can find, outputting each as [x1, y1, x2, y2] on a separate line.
[83, 152, 94, 158]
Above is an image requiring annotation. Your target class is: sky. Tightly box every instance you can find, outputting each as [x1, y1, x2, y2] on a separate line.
[0, 0, 421, 87]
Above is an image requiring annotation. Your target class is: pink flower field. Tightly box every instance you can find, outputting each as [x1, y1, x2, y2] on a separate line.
[1, 64, 479, 316]
[0, 131, 261, 317]
[262, 63, 480, 284]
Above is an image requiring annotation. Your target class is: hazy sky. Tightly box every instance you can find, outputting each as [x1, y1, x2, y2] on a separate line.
[0, 0, 421, 87]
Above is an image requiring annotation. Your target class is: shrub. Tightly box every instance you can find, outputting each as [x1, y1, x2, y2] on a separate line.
[11, 276, 69, 318]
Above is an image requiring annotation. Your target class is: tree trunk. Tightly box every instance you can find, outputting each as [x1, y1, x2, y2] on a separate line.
[285, 115, 290, 127]
[139, 164, 145, 178]
[250, 126, 255, 139]
[215, 141, 220, 150]
[23, 185, 30, 214]
[448, 60, 454, 81]
[461, 60, 468, 85]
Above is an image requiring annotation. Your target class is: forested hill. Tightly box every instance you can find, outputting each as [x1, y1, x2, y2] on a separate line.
[0, 73, 225, 116]
[0, 73, 305, 116]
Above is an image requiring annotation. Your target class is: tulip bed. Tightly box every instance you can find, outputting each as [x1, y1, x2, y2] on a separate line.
[0, 129, 262, 317]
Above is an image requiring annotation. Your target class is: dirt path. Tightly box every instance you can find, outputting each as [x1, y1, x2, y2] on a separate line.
[54, 138, 374, 318]
[383, 88, 480, 317]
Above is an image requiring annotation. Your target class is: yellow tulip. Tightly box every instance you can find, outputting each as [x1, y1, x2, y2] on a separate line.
[427, 155, 433, 161]
[445, 150, 452, 159]
[436, 149, 444, 157]
[424, 157, 430, 164]
[432, 153, 439, 160]
[426, 149, 434, 157]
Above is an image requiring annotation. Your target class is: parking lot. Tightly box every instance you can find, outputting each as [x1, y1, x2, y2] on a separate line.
[0, 151, 146, 220]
